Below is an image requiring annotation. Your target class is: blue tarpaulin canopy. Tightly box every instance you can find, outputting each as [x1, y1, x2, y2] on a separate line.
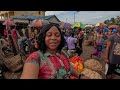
[13, 15, 58, 20]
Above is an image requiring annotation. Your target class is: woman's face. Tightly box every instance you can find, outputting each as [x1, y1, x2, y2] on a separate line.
[45, 26, 61, 51]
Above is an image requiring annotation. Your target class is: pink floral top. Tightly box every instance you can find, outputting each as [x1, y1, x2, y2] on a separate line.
[25, 50, 71, 79]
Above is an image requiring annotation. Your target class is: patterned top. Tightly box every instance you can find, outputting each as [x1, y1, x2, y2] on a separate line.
[25, 50, 71, 79]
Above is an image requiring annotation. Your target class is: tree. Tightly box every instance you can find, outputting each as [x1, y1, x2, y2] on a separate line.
[110, 17, 115, 24]
[104, 19, 110, 25]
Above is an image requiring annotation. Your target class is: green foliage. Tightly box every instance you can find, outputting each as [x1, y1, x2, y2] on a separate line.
[103, 16, 120, 26]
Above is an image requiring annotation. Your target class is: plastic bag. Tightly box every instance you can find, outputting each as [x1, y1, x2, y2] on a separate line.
[105, 63, 108, 75]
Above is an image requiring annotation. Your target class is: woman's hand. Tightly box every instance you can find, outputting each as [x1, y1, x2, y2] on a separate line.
[80, 76, 90, 79]
[79, 74, 90, 79]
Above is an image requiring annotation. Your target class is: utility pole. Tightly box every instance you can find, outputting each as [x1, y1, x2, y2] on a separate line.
[74, 13, 75, 24]
[74, 11, 79, 24]
[66, 18, 67, 22]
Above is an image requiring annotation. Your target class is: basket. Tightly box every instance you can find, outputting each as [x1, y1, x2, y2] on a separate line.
[3, 71, 22, 79]
[3, 54, 23, 72]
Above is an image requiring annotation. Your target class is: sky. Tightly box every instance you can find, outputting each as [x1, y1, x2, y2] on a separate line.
[45, 11, 120, 24]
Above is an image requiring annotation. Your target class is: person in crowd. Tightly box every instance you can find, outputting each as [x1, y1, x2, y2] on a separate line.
[21, 23, 88, 79]
[0, 35, 5, 64]
[17, 31, 28, 55]
[91, 29, 103, 58]
[66, 30, 78, 57]
[0, 34, 8, 55]
[112, 29, 118, 35]
[105, 26, 120, 79]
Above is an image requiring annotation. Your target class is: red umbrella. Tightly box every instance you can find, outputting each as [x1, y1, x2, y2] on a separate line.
[108, 25, 118, 29]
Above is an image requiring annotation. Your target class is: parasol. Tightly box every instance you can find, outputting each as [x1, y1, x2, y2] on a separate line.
[71, 22, 84, 29]
[108, 25, 118, 29]
[84, 25, 94, 28]
[64, 23, 72, 29]
[59, 22, 72, 30]
[95, 23, 104, 27]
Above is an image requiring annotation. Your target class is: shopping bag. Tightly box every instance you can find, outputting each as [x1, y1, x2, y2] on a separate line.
[105, 63, 108, 75]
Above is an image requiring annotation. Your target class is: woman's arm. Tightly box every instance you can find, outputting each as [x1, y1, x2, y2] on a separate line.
[105, 40, 111, 63]
[70, 63, 80, 78]
[20, 63, 39, 79]
[20, 52, 40, 79]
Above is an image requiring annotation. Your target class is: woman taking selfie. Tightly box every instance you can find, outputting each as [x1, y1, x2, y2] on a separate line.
[21, 23, 88, 79]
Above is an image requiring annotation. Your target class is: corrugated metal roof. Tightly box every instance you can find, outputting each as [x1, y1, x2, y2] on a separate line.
[13, 15, 55, 20]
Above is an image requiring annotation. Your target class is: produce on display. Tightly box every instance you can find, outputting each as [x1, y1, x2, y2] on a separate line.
[81, 68, 102, 79]
[84, 59, 103, 72]
[70, 55, 84, 73]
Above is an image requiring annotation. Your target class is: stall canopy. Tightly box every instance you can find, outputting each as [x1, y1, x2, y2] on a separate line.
[12, 15, 60, 21]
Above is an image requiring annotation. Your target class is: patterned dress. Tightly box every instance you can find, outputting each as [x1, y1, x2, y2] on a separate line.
[25, 50, 71, 79]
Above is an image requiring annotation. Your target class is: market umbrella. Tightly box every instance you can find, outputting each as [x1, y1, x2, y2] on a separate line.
[64, 23, 72, 29]
[95, 23, 104, 27]
[84, 25, 94, 28]
[108, 25, 118, 29]
[71, 22, 84, 29]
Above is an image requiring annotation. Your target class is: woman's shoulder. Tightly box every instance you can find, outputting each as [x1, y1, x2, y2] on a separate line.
[25, 51, 41, 65]
[61, 50, 69, 59]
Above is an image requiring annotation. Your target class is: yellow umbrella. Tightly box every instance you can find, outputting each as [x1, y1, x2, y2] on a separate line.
[71, 22, 84, 29]
[95, 23, 104, 27]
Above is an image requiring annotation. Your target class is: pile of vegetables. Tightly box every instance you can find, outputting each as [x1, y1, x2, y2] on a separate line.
[70, 55, 84, 73]
[69, 55, 84, 79]
[69, 56, 104, 79]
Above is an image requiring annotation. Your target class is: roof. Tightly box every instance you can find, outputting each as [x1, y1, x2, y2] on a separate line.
[12, 15, 60, 22]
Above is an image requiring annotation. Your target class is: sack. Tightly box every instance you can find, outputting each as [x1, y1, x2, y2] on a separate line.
[3, 71, 22, 79]
[3, 54, 23, 72]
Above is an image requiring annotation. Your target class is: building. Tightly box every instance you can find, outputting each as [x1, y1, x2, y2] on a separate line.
[12, 15, 61, 24]
[0, 11, 46, 20]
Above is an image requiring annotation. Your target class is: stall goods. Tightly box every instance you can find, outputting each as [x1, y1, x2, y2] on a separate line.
[70, 55, 84, 73]
[81, 68, 102, 79]
[84, 59, 103, 72]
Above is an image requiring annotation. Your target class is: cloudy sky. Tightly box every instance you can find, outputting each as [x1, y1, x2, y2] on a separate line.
[45, 11, 120, 24]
